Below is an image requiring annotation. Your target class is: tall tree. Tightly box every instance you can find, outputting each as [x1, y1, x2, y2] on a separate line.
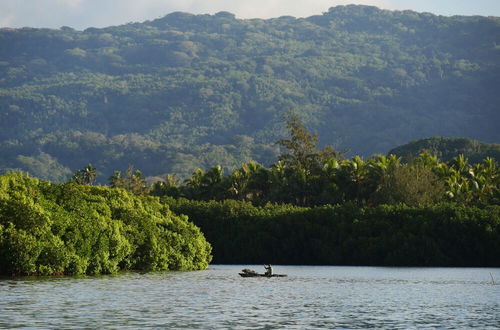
[71, 164, 97, 185]
[276, 113, 342, 175]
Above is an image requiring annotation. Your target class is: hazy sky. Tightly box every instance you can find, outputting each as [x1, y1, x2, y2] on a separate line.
[1, 0, 500, 30]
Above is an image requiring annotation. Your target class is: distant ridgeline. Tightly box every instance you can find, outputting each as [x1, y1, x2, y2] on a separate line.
[0, 5, 499, 181]
[389, 137, 500, 163]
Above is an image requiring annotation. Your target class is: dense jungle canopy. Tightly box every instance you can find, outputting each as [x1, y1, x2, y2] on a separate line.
[0, 5, 499, 181]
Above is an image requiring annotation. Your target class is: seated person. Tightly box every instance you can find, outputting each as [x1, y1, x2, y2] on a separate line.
[264, 264, 273, 276]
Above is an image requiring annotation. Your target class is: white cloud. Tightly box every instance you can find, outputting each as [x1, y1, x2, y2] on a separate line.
[55, 0, 84, 8]
[0, 14, 14, 28]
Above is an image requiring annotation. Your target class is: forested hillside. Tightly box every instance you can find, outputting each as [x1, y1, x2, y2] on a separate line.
[389, 137, 500, 163]
[1, 5, 499, 181]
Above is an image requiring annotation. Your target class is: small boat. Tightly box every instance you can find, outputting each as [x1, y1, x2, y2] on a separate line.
[239, 268, 287, 278]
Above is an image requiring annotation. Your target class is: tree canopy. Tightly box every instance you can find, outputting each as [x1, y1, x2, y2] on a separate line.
[0, 172, 212, 276]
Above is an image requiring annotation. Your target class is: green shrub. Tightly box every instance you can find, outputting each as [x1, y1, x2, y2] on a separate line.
[0, 173, 212, 276]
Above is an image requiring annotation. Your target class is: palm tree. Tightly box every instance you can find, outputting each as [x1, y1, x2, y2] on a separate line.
[108, 165, 148, 195]
[333, 156, 371, 203]
[71, 164, 97, 185]
[228, 162, 265, 200]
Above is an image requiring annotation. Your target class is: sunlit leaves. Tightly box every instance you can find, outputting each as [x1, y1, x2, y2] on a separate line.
[0, 172, 212, 276]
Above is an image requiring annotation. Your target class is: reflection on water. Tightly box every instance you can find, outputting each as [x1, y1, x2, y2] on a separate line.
[1, 266, 499, 328]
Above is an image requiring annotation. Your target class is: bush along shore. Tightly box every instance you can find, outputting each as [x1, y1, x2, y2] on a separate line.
[0, 172, 212, 276]
[164, 197, 500, 267]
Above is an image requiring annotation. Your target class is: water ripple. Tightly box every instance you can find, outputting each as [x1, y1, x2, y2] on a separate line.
[1, 266, 499, 329]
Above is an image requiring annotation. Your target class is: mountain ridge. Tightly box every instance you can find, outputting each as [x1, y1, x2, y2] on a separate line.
[0, 5, 499, 181]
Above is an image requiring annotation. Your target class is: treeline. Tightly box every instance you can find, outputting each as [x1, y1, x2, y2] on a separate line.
[163, 198, 500, 266]
[1, 5, 500, 181]
[0, 172, 212, 276]
[149, 116, 499, 208]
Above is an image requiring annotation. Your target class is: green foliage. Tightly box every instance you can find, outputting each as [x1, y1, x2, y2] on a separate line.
[0, 6, 499, 181]
[277, 113, 341, 172]
[372, 162, 445, 206]
[164, 197, 500, 266]
[71, 163, 97, 185]
[437, 155, 500, 206]
[14, 152, 72, 183]
[155, 148, 498, 208]
[389, 137, 500, 164]
[108, 165, 149, 195]
[0, 172, 211, 276]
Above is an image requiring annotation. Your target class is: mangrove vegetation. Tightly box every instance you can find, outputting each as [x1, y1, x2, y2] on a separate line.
[0, 172, 212, 276]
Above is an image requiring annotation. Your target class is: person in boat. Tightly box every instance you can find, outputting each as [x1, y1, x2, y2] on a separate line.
[264, 264, 273, 276]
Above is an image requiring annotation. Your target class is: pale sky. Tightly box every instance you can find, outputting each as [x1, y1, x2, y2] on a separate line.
[1, 0, 500, 30]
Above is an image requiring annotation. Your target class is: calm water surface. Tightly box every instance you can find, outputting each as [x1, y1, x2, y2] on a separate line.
[1, 266, 499, 329]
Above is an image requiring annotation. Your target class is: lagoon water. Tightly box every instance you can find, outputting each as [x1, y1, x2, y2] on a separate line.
[1, 265, 499, 329]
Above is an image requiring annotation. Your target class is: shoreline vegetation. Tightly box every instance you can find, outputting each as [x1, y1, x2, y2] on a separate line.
[0, 173, 212, 276]
[164, 198, 499, 267]
[0, 116, 498, 276]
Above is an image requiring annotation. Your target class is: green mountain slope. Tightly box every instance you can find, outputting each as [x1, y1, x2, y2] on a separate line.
[1, 5, 499, 181]
[388, 137, 500, 163]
